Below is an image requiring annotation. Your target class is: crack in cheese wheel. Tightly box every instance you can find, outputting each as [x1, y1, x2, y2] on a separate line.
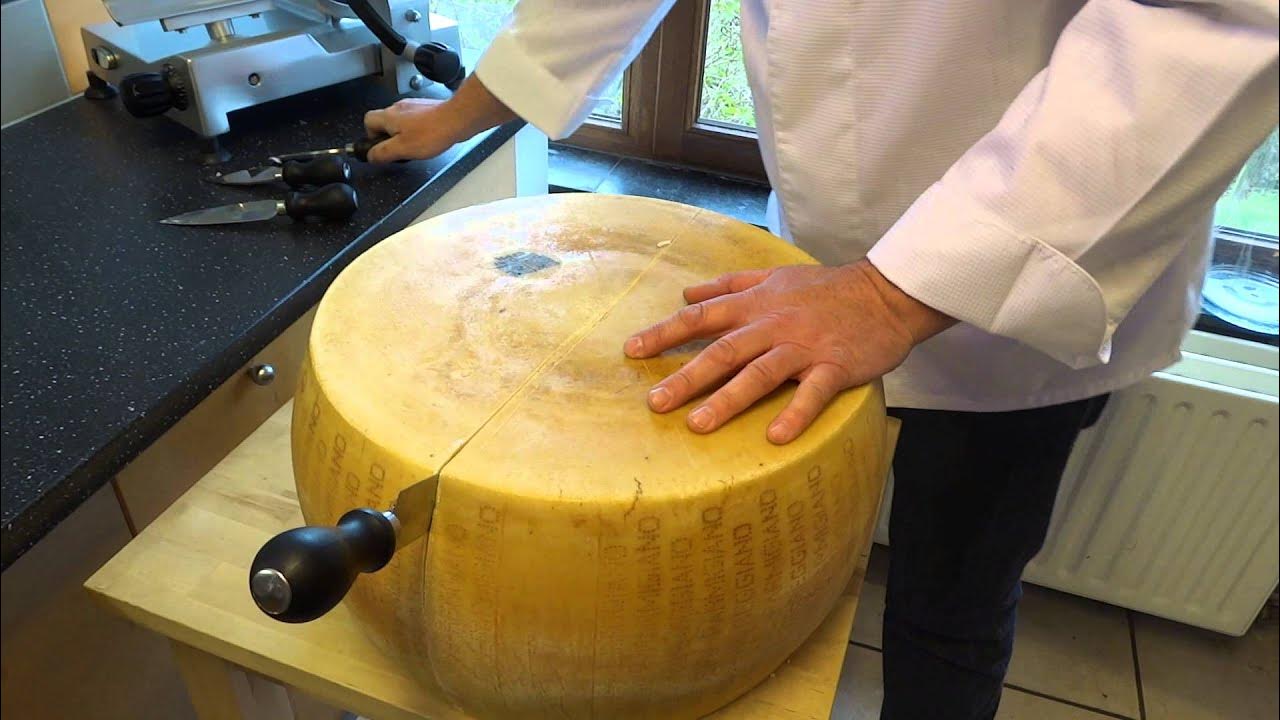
[292, 194, 888, 719]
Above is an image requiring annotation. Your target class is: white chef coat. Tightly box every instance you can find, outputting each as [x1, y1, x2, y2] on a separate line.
[475, 0, 1279, 411]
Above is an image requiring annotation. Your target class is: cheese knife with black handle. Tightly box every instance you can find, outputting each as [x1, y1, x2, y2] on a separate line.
[249, 475, 437, 622]
[211, 155, 352, 189]
[270, 134, 407, 165]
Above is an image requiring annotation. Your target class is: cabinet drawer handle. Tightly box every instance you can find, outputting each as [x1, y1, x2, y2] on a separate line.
[248, 363, 276, 386]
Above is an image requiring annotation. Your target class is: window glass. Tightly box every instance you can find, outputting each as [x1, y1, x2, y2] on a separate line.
[591, 77, 624, 123]
[697, 0, 756, 130]
[431, 0, 515, 60]
[431, 0, 622, 120]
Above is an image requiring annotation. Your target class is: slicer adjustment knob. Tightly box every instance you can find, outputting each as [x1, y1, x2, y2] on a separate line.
[120, 67, 188, 118]
[412, 42, 464, 90]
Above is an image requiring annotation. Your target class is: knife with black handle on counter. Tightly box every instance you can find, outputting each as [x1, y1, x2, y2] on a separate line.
[249, 475, 437, 622]
[159, 183, 359, 226]
[270, 134, 407, 165]
[211, 155, 352, 188]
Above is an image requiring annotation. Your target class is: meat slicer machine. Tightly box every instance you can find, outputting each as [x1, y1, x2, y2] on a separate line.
[81, 0, 464, 158]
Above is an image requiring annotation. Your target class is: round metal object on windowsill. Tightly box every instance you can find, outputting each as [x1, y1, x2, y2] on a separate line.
[1202, 266, 1279, 335]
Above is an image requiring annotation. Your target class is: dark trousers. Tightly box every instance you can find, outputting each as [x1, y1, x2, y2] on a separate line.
[880, 395, 1109, 720]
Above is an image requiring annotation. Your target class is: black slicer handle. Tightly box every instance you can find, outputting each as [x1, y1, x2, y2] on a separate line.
[413, 42, 464, 90]
[281, 156, 352, 187]
[283, 183, 359, 221]
[352, 134, 409, 164]
[249, 508, 396, 623]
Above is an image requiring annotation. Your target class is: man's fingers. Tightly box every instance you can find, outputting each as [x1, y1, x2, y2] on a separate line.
[686, 344, 808, 434]
[683, 268, 774, 304]
[364, 108, 394, 137]
[624, 295, 743, 359]
[647, 324, 775, 413]
[366, 133, 412, 164]
[766, 363, 847, 444]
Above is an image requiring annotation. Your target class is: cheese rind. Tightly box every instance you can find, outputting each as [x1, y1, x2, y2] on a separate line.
[293, 194, 888, 719]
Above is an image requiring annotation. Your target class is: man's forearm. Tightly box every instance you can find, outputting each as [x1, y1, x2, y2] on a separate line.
[445, 75, 519, 141]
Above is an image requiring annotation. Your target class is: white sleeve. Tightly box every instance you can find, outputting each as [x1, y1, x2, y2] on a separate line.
[473, 0, 676, 139]
[866, 0, 1279, 369]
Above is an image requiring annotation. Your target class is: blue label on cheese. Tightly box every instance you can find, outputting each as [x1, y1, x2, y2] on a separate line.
[494, 251, 559, 277]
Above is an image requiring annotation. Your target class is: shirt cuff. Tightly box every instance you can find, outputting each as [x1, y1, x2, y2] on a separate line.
[474, 29, 599, 141]
[866, 184, 1114, 369]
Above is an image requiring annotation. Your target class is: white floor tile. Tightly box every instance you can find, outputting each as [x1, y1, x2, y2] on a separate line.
[1006, 584, 1140, 717]
[829, 643, 1116, 719]
[849, 557, 1138, 717]
[997, 688, 1117, 719]
[1135, 612, 1279, 720]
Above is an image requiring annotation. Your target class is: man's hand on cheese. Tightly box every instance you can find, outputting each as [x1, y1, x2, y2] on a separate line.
[625, 260, 954, 444]
[363, 76, 516, 164]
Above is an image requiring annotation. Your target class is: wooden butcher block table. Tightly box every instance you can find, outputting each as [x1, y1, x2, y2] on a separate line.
[86, 404, 894, 720]
[86, 195, 897, 719]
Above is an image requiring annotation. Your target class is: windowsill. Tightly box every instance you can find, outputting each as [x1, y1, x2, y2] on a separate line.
[548, 143, 769, 228]
[1193, 314, 1278, 349]
[1181, 330, 1279, 370]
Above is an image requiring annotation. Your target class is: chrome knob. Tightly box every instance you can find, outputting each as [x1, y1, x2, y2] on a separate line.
[250, 569, 292, 616]
[248, 363, 276, 386]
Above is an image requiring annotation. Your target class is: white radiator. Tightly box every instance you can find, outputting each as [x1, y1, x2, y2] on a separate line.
[873, 333, 1280, 636]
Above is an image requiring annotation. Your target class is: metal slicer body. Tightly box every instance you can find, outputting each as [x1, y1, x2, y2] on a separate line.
[81, 0, 460, 138]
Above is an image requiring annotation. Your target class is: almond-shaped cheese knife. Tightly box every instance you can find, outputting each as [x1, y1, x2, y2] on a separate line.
[212, 156, 352, 188]
[159, 183, 358, 226]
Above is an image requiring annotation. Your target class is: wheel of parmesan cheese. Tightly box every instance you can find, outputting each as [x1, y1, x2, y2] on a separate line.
[291, 194, 887, 719]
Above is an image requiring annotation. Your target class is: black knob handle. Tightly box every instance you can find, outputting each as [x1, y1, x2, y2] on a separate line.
[120, 72, 176, 118]
[351, 134, 411, 164]
[283, 183, 359, 221]
[445, 67, 466, 92]
[280, 156, 352, 188]
[249, 508, 396, 623]
[351, 135, 382, 163]
[413, 42, 464, 88]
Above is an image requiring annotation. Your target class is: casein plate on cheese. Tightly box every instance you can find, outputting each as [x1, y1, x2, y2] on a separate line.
[292, 194, 889, 719]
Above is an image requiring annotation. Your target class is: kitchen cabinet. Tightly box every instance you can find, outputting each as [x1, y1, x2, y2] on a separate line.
[113, 307, 317, 532]
[0, 486, 197, 719]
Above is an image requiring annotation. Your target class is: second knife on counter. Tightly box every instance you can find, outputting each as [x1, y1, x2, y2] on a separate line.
[160, 183, 359, 226]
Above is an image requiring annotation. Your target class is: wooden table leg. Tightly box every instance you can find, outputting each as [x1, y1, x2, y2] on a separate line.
[170, 641, 294, 720]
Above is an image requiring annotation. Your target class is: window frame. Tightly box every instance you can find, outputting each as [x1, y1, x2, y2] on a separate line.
[563, 0, 766, 182]
[566, 45, 661, 158]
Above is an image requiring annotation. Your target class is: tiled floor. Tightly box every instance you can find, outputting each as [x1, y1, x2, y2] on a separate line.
[835, 546, 1280, 719]
[548, 144, 770, 228]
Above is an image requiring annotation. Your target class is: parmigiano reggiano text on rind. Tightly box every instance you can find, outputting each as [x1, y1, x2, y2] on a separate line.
[291, 194, 889, 718]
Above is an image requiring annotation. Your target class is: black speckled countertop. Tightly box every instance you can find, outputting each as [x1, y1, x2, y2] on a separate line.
[1, 80, 523, 569]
